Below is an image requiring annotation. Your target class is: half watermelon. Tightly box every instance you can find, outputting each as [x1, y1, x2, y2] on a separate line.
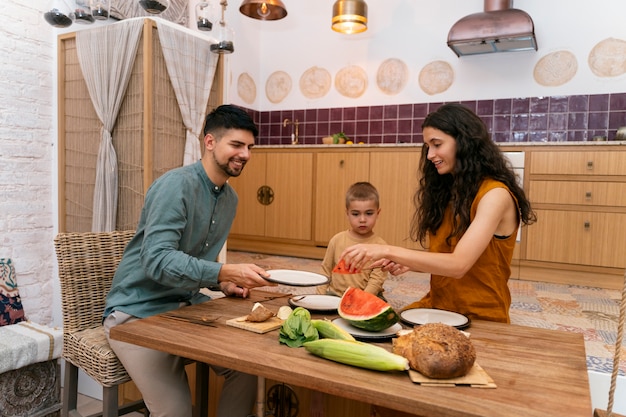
[338, 287, 399, 332]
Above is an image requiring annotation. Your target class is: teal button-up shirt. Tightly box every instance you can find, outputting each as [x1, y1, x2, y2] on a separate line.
[104, 161, 237, 319]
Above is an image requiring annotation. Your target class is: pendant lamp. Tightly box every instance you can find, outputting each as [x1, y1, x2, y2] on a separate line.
[239, 0, 287, 21]
[211, 0, 235, 54]
[332, 0, 367, 34]
[138, 0, 171, 14]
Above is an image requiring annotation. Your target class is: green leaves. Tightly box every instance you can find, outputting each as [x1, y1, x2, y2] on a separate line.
[278, 307, 319, 347]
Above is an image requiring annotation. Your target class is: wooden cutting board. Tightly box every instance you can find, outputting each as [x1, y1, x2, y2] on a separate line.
[408, 362, 496, 388]
[226, 316, 283, 334]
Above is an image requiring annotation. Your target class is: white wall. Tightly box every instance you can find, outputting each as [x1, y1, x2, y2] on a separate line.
[227, 0, 626, 110]
[0, 0, 56, 326]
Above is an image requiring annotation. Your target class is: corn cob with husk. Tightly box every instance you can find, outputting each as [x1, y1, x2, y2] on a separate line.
[311, 319, 355, 341]
[303, 339, 409, 372]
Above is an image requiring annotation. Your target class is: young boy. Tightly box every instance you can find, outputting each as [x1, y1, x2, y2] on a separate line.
[317, 181, 388, 298]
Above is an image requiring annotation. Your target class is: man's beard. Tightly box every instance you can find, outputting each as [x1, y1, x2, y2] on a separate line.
[214, 153, 245, 177]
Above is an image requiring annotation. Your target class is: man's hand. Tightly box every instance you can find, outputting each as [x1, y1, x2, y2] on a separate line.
[218, 263, 276, 298]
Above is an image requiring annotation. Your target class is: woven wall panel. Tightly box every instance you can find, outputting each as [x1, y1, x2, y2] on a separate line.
[59, 20, 223, 233]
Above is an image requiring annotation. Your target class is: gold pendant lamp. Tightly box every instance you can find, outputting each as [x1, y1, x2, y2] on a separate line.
[239, 0, 287, 21]
[332, 0, 368, 34]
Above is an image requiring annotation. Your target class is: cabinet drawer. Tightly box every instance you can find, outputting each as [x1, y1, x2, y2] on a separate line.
[529, 180, 626, 206]
[525, 209, 626, 268]
[530, 151, 626, 175]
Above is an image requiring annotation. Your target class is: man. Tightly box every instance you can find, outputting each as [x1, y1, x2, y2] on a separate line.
[104, 104, 273, 417]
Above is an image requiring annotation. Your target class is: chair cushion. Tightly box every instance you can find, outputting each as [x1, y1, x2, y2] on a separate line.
[0, 258, 26, 327]
[0, 321, 62, 373]
[64, 326, 132, 387]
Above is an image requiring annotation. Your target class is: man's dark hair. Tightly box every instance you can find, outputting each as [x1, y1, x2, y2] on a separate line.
[203, 104, 258, 138]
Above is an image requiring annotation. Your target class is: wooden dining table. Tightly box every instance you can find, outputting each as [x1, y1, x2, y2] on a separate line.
[109, 289, 592, 417]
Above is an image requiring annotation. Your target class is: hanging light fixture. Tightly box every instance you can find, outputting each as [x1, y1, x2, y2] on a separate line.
[44, 0, 96, 28]
[138, 0, 170, 14]
[239, 0, 287, 21]
[211, 0, 235, 54]
[332, 0, 367, 34]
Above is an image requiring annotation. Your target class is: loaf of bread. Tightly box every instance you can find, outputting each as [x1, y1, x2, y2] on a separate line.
[392, 322, 475, 379]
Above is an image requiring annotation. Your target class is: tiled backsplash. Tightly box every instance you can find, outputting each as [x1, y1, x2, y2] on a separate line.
[246, 92, 626, 146]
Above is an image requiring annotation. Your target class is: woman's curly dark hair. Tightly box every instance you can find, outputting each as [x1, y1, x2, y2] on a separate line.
[411, 103, 536, 246]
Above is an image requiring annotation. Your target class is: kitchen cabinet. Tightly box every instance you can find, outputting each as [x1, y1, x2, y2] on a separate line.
[314, 152, 369, 244]
[228, 151, 314, 241]
[521, 147, 626, 289]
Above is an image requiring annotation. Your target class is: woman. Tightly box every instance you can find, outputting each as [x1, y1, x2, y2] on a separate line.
[341, 103, 536, 323]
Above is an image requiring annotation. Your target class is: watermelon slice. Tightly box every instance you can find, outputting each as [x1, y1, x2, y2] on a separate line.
[332, 259, 360, 274]
[338, 287, 399, 332]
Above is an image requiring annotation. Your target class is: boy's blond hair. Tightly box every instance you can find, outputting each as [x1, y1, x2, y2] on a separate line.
[345, 182, 380, 209]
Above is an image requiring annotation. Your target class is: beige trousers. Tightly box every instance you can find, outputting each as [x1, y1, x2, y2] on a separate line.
[104, 311, 257, 417]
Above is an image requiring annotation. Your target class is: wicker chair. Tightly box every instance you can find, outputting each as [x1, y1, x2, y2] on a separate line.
[54, 230, 147, 417]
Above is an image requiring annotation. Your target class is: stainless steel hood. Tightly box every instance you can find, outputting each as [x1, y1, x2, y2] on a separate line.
[447, 0, 537, 57]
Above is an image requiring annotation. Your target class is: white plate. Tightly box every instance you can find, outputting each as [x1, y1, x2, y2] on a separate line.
[265, 270, 328, 287]
[400, 308, 470, 329]
[332, 318, 403, 340]
[288, 294, 340, 312]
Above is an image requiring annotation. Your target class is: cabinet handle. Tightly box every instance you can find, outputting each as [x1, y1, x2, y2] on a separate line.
[339, 160, 344, 167]
[584, 221, 590, 230]
[586, 160, 593, 170]
[585, 191, 592, 200]
[257, 185, 274, 206]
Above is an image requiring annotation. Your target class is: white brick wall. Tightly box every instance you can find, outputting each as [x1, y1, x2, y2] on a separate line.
[0, 0, 56, 326]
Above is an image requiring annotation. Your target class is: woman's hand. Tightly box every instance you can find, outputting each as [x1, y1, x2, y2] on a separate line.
[372, 258, 410, 276]
[340, 243, 389, 272]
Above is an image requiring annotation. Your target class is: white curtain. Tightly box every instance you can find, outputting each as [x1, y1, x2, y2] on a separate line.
[76, 19, 143, 232]
[156, 20, 219, 166]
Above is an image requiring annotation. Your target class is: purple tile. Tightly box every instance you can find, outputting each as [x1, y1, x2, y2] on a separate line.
[330, 121, 343, 133]
[384, 105, 399, 119]
[568, 112, 588, 130]
[270, 111, 282, 123]
[529, 113, 548, 130]
[568, 130, 588, 142]
[414, 117, 425, 132]
[318, 123, 330, 136]
[511, 114, 529, 131]
[413, 103, 429, 118]
[529, 131, 548, 142]
[369, 120, 383, 135]
[512, 98, 530, 114]
[398, 119, 412, 134]
[529, 97, 549, 113]
[269, 124, 281, 136]
[356, 106, 370, 119]
[294, 109, 305, 121]
[318, 108, 330, 122]
[413, 133, 424, 143]
[494, 99, 512, 115]
[549, 96, 569, 113]
[548, 113, 568, 130]
[305, 109, 317, 122]
[383, 120, 398, 134]
[330, 107, 343, 120]
[428, 102, 444, 113]
[398, 104, 413, 119]
[492, 132, 509, 142]
[342, 121, 356, 138]
[260, 112, 270, 123]
[356, 120, 369, 135]
[609, 110, 626, 129]
[588, 112, 609, 129]
[480, 115, 494, 132]
[344, 107, 356, 120]
[548, 131, 567, 142]
[511, 131, 529, 142]
[589, 94, 609, 112]
[476, 100, 494, 115]
[381, 134, 397, 144]
[370, 106, 384, 119]
[397, 134, 412, 143]
[568, 95, 588, 112]
[370, 135, 383, 144]
[494, 115, 511, 132]
[304, 123, 317, 137]
[610, 93, 626, 110]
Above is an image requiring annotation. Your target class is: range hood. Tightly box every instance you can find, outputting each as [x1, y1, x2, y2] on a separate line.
[447, 0, 537, 57]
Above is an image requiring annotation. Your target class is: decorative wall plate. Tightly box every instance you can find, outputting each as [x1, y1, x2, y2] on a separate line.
[335, 65, 368, 99]
[418, 60, 454, 96]
[376, 58, 408, 95]
[237, 72, 257, 104]
[266, 71, 292, 104]
[534, 51, 578, 87]
[588, 37, 626, 77]
[299, 66, 332, 99]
